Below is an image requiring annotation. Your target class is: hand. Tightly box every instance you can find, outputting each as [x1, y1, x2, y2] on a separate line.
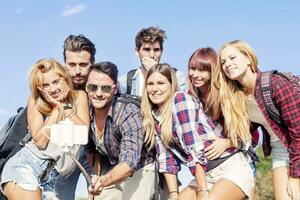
[60, 80, 71, 101]
[88, 175, 103, 196]
[141, 57, 158, 70]
[287, 177, 300, 200]
[197, 190, 209, 200]
[205, 136, 229, 160]
[38, 87, 61, 107]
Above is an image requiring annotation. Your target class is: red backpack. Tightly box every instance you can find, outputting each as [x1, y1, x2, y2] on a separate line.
[260, 70, 300, 124]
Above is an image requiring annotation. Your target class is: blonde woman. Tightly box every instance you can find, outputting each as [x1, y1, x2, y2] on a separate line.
[0, 59, 89, 200]
[141, 63, 254, 200]
[216, 40, 300, 200]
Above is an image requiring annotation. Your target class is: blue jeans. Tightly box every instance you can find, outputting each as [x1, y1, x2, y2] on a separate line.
[54, 147, 92, 200]
[1, 146, 59, 200]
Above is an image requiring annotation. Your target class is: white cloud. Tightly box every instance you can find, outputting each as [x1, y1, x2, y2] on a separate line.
[14, 8, 22, 16]
[61, 4, 86, 17]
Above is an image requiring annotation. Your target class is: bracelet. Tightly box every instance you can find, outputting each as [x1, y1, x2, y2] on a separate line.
[168, 190, 179, 195]
[63, 103, 73, 110]
[168, 197, 179, 200]
[197, 188, 209, 192]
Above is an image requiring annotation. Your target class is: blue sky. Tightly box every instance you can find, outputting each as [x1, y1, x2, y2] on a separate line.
[1, 0, 300, 198]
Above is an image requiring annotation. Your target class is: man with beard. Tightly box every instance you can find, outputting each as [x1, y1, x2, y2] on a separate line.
[55, 34, 96, 200]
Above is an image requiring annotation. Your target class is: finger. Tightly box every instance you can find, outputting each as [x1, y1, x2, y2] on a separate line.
[207, 151, 218, 160]
[287, 185, 292, 197]
[205, 149, 215, 158]
[208, 135, 218, 141]
[210, 152, 222, 160]
[204, 145, 214, 152]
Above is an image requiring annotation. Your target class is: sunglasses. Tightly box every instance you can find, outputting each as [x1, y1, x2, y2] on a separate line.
[86, 84, 115, 93]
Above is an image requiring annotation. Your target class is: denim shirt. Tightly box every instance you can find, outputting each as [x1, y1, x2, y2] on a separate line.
[119, 67, 186, 95]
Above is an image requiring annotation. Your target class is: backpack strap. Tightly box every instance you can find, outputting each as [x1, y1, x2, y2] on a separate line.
[260, 70, 282, 124]
[126, 69, 137, 95]
[112, 94, 141, 139]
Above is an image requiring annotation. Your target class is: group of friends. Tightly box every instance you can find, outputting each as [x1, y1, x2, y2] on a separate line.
[0, 27, 299, 200]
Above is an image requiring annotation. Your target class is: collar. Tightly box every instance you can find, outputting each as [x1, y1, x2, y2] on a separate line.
[151, 109, 161, 122]
[89, 102, 114, 122]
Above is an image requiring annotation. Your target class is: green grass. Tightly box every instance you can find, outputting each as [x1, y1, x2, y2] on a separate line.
[255, 147, 274, 200]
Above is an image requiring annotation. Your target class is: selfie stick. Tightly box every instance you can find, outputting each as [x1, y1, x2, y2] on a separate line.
[47, 118, 92, 185]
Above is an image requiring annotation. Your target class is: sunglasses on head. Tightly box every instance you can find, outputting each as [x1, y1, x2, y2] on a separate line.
[86, 84, 114, 93]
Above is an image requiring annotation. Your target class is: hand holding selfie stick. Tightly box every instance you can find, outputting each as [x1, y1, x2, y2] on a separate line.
[44, 118, 92, 185]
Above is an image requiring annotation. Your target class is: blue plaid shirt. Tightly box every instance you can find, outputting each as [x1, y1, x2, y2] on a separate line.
[154, 92, 239, 175]
[87, 97, 154, 171]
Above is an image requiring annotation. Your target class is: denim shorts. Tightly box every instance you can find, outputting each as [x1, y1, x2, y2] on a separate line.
[270, 140, 289, 169]
[0, 146, 59, 199]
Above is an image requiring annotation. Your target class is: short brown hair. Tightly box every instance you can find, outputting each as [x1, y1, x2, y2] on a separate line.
[63, 34, 96, 64]
[135, 27, 166, 50]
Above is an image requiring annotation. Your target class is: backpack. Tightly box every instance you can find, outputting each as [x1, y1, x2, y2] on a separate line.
[0, 107, 31, 200]
[260, 70, 300, 124]
[126, 68, 178, 95]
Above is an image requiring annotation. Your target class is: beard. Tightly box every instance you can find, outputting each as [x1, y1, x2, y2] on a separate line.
[73, 82, 86, 91]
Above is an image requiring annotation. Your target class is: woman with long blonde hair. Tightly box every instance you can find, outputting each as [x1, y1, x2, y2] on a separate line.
[1, 59, 89, 200]
[217, 40, 300, 200]
[142, 63, 254, 200]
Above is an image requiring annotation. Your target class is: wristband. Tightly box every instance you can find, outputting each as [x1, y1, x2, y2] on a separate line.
[197, 188, 209, 192]
[63, 103, 73, 110]
[168, 190, 179, 195]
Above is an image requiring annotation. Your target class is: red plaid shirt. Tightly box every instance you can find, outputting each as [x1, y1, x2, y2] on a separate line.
[253, 71, 300, 177]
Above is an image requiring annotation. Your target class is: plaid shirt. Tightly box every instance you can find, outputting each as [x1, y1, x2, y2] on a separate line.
[86, 97, 154, 171]
[154, 92, 238, 176]
[253, 71, 300, 177]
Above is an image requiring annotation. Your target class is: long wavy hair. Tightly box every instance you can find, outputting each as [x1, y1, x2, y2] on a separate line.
[187, 47, 221, 121]
[215, 40, 258, 146]
[28, 59, 75, 119]
[141, 63, 178, 149]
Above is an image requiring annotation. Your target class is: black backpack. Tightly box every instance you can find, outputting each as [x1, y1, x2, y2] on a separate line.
[126, 68, 178, 95]
[260, 70, 300, 124]
[0, 107, 31, 200]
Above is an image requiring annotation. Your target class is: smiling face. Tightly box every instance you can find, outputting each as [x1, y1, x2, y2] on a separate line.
[41, 70, 67, 102]
[86, 70, 116, 110]
[189, 67, 211, 89]
[220, 46, 251, 81]
[146, 72, 172, 108]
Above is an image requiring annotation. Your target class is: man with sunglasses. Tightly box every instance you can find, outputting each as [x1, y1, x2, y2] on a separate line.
[85, 62, 155, 200]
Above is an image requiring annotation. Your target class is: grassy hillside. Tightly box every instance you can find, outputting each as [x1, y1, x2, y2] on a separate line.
[255, 147, 274, 200]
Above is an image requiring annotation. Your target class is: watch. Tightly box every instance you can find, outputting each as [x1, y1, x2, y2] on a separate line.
[63, 103, 73, 110]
